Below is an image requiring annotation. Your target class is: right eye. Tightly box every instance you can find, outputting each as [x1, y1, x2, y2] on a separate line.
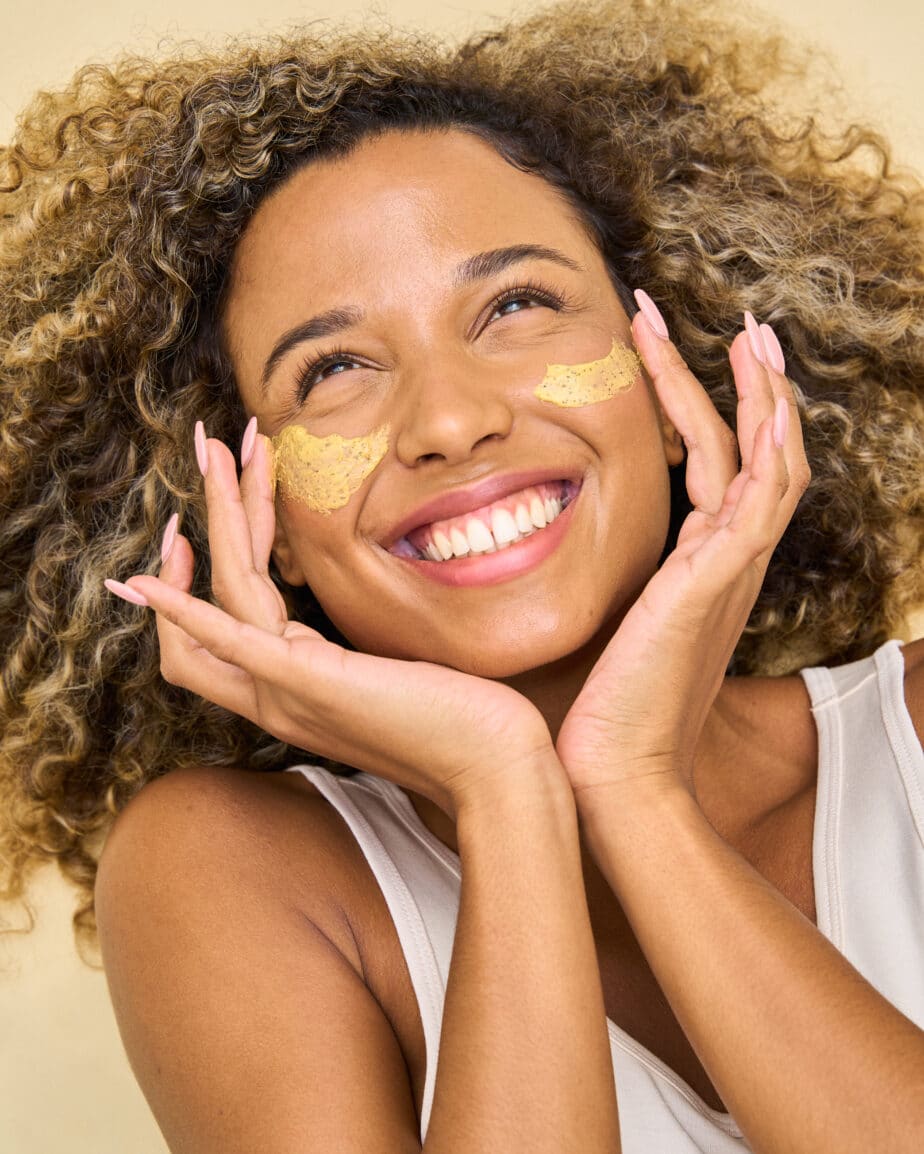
[291, 347, 359, 404]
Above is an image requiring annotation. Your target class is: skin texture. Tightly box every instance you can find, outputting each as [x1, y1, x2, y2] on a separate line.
[534, 336, 641, 406]
[224, 128, 682, 688]
[271, 423, 390, 514]
[110, 126, 924, 1147]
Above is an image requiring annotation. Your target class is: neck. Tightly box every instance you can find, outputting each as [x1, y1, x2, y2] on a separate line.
[499, 613, 622, 743]
[403, 634, 778, 953]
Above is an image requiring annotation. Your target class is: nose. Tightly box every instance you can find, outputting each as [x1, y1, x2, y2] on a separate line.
[394, 355, 515, 467]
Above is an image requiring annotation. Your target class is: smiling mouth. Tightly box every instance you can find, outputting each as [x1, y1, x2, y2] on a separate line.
[388, 479, 581, 562]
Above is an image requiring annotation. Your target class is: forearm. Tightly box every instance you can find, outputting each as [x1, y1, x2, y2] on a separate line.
[578, 782, 924, 1154]
[424, 761, 621, 1154]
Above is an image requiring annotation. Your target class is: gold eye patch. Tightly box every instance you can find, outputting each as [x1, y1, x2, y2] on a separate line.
[534, 337, 640, 406]
[271, 423, 390, 514]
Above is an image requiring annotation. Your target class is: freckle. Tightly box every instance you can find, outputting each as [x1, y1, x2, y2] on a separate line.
[270, 424, 390, 513]
[534, 337, 640, 407]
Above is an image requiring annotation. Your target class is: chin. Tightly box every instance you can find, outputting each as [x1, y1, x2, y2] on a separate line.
[345, 605, 614, 680]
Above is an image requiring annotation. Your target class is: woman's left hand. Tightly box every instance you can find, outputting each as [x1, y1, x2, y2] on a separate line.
[555, 300, 810, 808]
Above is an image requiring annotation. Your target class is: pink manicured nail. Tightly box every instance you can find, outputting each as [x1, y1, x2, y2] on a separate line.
[160, 513, 179, 564]
[240, 416, 258, 469]
[104, 578, 149, 607]
[744, 311, 767, 365]
[773, 397, 789, 447]
[760, 323, 786, 374]
[633, 288, 670, 340]
[194, 420, 209, 477]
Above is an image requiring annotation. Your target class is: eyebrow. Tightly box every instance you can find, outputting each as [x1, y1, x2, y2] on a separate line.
[258, 243, 585, 395]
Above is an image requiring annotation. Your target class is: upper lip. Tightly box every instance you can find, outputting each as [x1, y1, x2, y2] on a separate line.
[381, 466, 584, 549]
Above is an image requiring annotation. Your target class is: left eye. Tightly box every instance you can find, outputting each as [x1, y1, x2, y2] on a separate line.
[489, 281, 564, 322]
[495, 295, 542, 316]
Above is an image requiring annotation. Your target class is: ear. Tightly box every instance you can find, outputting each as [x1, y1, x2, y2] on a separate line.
[659, 407, 685, 467]
[271, 515, 309, 587]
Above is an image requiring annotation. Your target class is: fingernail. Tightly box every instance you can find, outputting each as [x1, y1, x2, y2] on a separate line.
[160, 513, 179, 564]
[760, 323, 786, 374]
[633, 288, 670, 340]
[773, 396, 789, 447]
[194, 420, 209, 477]
[744, 311, 767, 365]
[240, 416, 258, 469]
[104, 578, 149, 607]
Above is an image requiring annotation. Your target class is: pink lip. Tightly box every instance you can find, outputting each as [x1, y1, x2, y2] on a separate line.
[382, 466, 584, 548]
[391, 487, 580, 588]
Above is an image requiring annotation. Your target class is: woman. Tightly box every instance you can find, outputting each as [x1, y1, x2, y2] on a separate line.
[1, 1, 922, 1150]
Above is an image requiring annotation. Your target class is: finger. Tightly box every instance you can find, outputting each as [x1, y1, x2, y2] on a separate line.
[730, 314, 776, 474]
[631, 298, 738, 515]
[199, 429, 283, 629]
[694, 409, 791, 584]
[759, 322, 811, 505]
[150, 521, 261, 718]
[238, 432, 277, 575]
[124, 572, 323, 689]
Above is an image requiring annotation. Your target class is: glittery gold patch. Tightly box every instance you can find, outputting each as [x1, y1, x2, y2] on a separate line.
[534, 337, 640, 406]
[271, 424, 389, 514]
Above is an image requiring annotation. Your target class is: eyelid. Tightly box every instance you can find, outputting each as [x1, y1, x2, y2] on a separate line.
[289, 274, 571, 405]
[486, 277, 566, 319]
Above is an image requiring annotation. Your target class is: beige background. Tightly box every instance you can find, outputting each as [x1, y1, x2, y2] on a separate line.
[1, 2, 921, 1152]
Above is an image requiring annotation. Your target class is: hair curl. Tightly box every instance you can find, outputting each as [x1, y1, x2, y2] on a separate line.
[1, 0, 922, 958]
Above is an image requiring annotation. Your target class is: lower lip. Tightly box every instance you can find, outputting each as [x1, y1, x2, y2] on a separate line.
[391, 488, 581, 588]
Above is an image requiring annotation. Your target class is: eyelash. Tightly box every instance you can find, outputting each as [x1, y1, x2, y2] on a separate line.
[290, 277, 570, 405]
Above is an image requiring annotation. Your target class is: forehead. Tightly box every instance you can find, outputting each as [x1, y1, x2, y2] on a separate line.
[226, 127, 591, 306]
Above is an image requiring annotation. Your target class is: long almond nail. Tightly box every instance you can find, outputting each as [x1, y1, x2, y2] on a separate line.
[744, 311, 767, 365]
[633, 288, 670, 340]
[160, 513, 179, 564]
[241, 416, 258, 469]
[194, 420, 209, 477]
[104, 578, 149, 607]
[760, 323, 786, 374]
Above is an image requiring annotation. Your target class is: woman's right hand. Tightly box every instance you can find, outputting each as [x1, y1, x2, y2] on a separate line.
[108, 426, 560, 821]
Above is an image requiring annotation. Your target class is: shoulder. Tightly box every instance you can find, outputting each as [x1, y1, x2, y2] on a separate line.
[94, 766, 423, 1151]
[96, 764, 363, 971]
[900, 637, 924, 747]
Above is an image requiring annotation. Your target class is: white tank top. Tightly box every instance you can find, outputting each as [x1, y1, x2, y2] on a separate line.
[286, 639, 924, 1151]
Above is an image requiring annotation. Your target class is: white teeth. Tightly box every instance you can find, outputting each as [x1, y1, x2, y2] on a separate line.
[491, 507, 519, 546]
[514, 503, 534, 535]
[433, 529, 454, 560]
[465, 518, 495, 554]
[449, 526, 470, 557]
[411, 484, 576, 562]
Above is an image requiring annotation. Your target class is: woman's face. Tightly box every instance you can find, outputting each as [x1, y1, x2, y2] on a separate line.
[224, 127, 681, 677]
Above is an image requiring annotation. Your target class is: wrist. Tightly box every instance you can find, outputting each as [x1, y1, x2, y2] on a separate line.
[574, 766, 697, 831]
[452, 748, 573, 824]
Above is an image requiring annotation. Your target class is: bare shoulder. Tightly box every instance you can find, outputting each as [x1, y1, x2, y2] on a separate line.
[901, 637, 924, 747]
[98, 764, 363, 970]
[95, 765, 421, 1154]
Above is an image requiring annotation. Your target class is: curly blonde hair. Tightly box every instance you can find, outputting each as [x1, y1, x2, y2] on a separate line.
[1, 0, 921, 958]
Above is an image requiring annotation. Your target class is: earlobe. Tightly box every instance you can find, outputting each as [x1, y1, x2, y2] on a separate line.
[271, 519, 308, 587]
[661, 414, 685, 466]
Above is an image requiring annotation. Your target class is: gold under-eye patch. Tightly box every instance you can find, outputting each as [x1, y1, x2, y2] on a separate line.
[534, 337, 640, 406]
[271, 423, 390, 514]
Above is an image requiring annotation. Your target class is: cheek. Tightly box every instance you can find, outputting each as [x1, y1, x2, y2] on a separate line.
[533, 336, 640, 407]
[272, 423, 390, 513]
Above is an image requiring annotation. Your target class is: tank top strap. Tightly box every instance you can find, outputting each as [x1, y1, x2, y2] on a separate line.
[800, 639, 924, 1024]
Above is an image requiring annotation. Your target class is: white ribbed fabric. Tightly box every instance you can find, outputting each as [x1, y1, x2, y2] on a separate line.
[288, 639, 924, 1151]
